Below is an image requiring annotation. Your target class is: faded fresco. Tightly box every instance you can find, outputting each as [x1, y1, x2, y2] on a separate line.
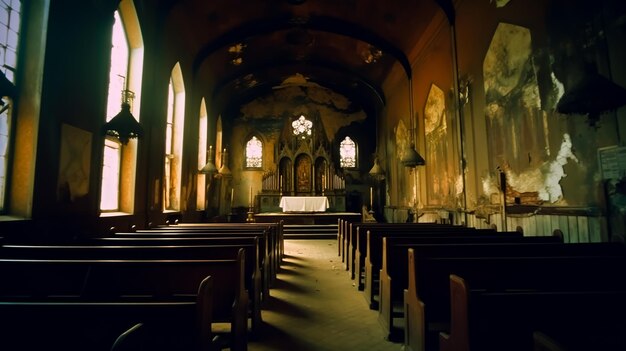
[57, 124, 92, 203]
[424, 84, 453, 206]
[483, 22, 579, 205]
[239, 73, 366, 141]
[295, 154, 311, 193]
[394, 119, 412, 206]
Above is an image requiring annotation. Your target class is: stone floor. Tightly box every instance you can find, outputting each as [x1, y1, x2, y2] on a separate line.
[246, 239, 403, 351]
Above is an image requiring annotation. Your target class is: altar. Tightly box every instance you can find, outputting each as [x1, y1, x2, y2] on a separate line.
[279, 196, 329, 212]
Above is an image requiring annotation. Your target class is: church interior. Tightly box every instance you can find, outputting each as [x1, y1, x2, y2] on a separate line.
[1, 0, 626, 350]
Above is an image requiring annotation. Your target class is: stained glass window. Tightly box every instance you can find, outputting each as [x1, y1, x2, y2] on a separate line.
[100, 10, 127, 211]
[0, 0, 20, 212]
[246, 136, 263, 168]
[292, 115, 312, 138]
[340, 136, 357, 168]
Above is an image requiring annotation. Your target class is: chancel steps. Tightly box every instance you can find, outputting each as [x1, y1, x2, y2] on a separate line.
[283, 224, 338, 239]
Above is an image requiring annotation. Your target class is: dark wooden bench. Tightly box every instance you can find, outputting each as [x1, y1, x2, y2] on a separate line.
[346, 222, 458, 274]
[155, 221, 283, 272]
[362, 228, 522, 309]
[353, 224, 489, 289]
[114, 228, 275, 291]
[99, 234, 272, 304]
[0, 251, 248, 351]
[0, 241, 263, 337]
[439, 256, 626, 351]
[379, 235, 566, 342]
[403, 248, 626, 351]
[120, 225, 279, 285]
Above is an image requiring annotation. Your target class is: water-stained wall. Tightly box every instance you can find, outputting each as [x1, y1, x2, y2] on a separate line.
[381, 0, 626, 239]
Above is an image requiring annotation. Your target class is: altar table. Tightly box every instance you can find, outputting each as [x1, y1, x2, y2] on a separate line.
[279, 196, 329, 212]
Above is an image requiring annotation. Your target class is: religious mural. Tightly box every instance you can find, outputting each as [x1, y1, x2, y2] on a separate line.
[483, 22, 580, 205]
[424, 84, 455, 206]
[295, 154, 312, 193]
[394, 119, 412, 206]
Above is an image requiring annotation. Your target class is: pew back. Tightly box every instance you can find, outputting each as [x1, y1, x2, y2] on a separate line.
[404, 247, 626, 351]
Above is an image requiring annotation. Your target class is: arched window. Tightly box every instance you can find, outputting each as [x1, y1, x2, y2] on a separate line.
[100, 1, 143, 214]
[339, 136, 357, 168]
[196, 98, 208, 210]
[245, 136, 263, 168]
[0, 1, 21, 212]
[164, 63, 185, 212]
[292, 115, 313, 139]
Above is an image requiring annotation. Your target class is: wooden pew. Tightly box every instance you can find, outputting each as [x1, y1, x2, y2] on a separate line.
[362, 228, 522, 309]
[346, 223, 458, 275]
[100, 234, 271, 304]
[379, 235, 565, 342]
[0, 251, 248, 351]
[337, 218, 344, 258]
[403, 246, 626, 351]
[439, 256, 626, 351]
[157, 221, 284, 271]
[352, 224, 483, 289]
[120, 224, 278, 285]
[113, 228, 274, 294]
[0, 241, 263, 337]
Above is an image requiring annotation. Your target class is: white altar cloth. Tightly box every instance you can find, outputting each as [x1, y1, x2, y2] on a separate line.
[279, 196, 329, 212]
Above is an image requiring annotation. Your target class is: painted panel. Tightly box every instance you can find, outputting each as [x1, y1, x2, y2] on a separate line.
[295, 154, 311, 193]
[551, 215, 561, 236]
[567, 216, 579, 243]
[577, 216, 590, 243]
[588, 217, 602, 243]
[424, 84, 457, 206]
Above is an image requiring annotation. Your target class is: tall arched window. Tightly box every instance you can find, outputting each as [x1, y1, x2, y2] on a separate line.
[164, 63, 185, 212]
[245, 136, 263, 168]
[339, 136, 357, 168]
[197, 98, 208, 210]
[0, 1, 21, 213]
[100, 1, 143, 214]
[215, 116, 222, 169]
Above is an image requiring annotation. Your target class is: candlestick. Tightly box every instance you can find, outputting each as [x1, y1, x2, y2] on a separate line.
[249, 186, 252, 207]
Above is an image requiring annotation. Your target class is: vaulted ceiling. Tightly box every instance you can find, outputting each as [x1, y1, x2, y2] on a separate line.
[158, 0, 451, 117]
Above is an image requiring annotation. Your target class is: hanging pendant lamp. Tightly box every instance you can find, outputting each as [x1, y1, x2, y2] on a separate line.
[103, 89, 143, 145]
[200, 145, 218, 175]
[401, 75, 426, 167]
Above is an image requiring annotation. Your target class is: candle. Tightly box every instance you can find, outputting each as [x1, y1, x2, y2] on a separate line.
[249, 186, 252, 206]
[280, 175, 283, 190]
[231, 188, 234, 205]
[370, 187, 373, 208]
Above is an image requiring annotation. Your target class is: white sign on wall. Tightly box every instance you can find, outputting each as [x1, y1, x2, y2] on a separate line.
[598, 146, 626, 180]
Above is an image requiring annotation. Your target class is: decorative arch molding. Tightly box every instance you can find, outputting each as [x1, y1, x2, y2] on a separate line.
[259, 113, 345, 199]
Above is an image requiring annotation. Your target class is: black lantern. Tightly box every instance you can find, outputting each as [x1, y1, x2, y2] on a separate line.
[103, 89, 143, 144]
[401, 75, 426, 167]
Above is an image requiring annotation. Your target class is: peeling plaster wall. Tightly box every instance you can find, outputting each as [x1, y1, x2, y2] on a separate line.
[453, 0, 623, 211]
[239, 85, 366, 141]
[380, 0, 625, 234]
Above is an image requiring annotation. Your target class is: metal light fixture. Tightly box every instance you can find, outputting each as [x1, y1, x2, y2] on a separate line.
[0, 70, 16, 114]
[219, 148, 232, 175]
[556, 63, 626, 127]
[401, 75, 426, 167]
[199, 145, 218, 175]
[369, 155, 385, 179]
[103, 89, 143, 144]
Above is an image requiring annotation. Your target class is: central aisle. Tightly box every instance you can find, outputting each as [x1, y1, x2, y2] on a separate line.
[248, 239, 402, 351]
